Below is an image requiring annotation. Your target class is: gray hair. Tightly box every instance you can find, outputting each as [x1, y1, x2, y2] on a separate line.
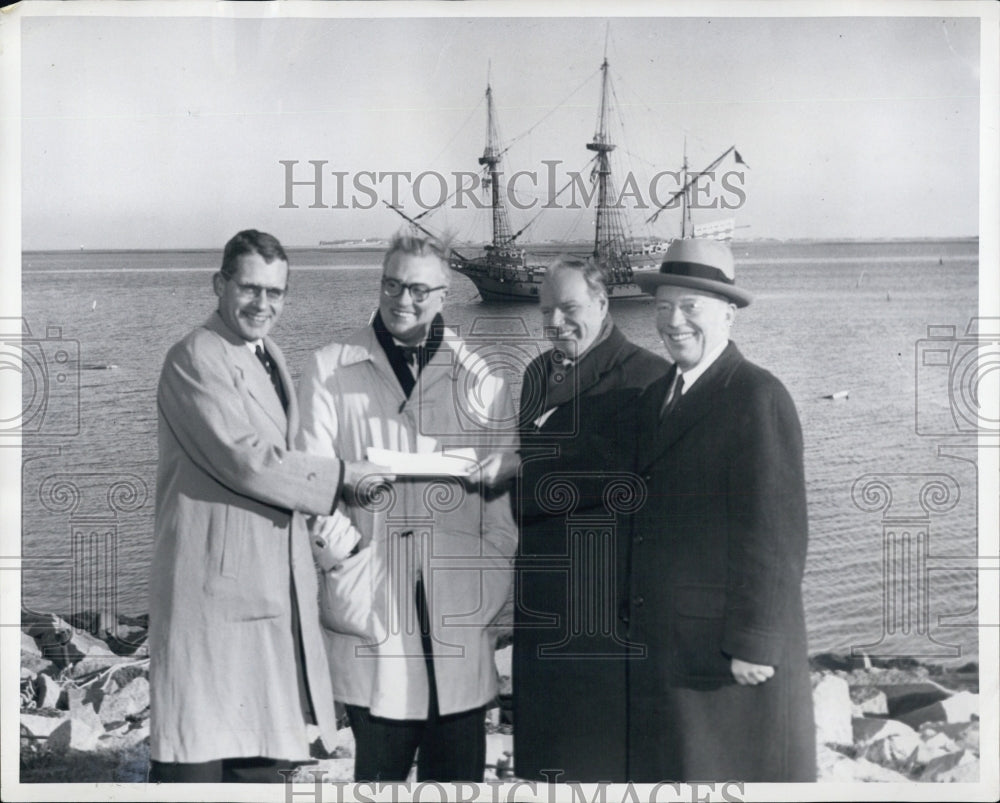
[382, 231, 453, 287]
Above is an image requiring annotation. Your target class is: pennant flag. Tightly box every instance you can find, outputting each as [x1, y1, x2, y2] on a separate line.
[734, 149, 750, 169]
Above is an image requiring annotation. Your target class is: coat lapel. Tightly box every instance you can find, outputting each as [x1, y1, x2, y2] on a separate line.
[640, 343, 744, 472]
[522, 325, 634, 426]
[203, 313, 287, 436]
[340, 325, 408, 409]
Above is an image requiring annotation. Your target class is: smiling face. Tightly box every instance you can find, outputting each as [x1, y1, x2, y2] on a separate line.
[539, 266, 608, 359]
[213, 251, 288, 342]
[378, 252, 449, 345]
[655, 284, 735, 370]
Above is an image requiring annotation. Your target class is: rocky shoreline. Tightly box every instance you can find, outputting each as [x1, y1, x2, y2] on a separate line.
[19, 611, 980, 784]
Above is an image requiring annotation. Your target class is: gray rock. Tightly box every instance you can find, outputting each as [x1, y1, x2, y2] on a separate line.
[852, 716, 916, 745]
[812, 673, 853, 747]
[67, 654, 122, 680]
[849, 685, 888, 716]
[289, 758, 355, 783]
[22, 630, 43, 657]
[101, 722, 151, 752]
[859, 722, 921, 768]
[913, 729, 959, 766]
[486, 732, 513, 774]
[108, 626, 148, 656]
[21, 653, 56, 678]
[816, 744, 909, 782]
[897, 690, 978, 729]
[918, 749, 979, 782]
[330, 723, 355, 758]
[919, 720, 979, 753]
[22, 611, 73, 640]
[97, 677, 150, 724]
[21, 712, 69, 739]
[38, 625, 115, 669]
[102, 661, 150, 692]
[67, 685, 107, 721]
[34, 673, 62, 709]
[877, 682, 950, 719]
[47, 704, 104, 753]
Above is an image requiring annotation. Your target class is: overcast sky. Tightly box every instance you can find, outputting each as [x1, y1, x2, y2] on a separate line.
[14, 6, 986, 249]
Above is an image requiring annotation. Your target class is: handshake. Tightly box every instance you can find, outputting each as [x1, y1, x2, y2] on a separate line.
[342, 448, 521, 491]
[314, 449, 522, 569]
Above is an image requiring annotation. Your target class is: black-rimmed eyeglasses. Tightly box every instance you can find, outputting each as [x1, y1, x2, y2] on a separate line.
[381, 277, 446, 302]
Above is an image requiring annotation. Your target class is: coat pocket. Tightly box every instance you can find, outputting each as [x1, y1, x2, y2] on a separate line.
[319, 546, 375, 640]
[208, 507, 286, 621]
[669, 584, 735, 685]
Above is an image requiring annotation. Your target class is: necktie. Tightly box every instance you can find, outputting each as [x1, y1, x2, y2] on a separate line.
[400, 345, 423, 371]
[255, 345, 288, 412]
[659, 372, 684, 419]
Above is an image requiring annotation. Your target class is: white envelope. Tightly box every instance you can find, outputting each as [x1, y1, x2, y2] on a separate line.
[367, 446, 478, 477]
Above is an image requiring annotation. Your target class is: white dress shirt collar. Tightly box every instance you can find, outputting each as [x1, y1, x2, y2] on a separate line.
[676, 339, 728, 394]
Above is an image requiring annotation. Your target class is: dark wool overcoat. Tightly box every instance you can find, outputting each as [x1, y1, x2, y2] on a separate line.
[513, 325, 668, 782]
[625, 342, 816, 782]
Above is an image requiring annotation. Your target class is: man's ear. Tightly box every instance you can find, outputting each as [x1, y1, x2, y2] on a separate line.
[212, 272, 225, 299]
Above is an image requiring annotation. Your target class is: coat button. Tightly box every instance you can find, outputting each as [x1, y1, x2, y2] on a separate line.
[307, 472, 316, 481]
[642, 474, 651, 482]
[634, 534, 644, 544]
[633, 596, 645, 607]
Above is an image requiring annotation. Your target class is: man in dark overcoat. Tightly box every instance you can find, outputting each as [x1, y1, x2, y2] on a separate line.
[626, 238, 816, 782]
[480, 258, 668, 781]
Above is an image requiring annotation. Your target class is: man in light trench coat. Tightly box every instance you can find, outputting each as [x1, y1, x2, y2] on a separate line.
[149, 229, 384, 783]
[296, 233, 518, 782]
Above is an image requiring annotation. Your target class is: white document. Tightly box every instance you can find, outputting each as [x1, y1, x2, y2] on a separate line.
[367, 447, 478, 477]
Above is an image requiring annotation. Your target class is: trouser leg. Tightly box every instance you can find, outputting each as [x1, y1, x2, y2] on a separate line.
[414, 574, 487, 782]
[416, 706, 486, 782]
[149, 759, 224, 783]
[345, 704, 423, 782]
[222, 757, 302, 783]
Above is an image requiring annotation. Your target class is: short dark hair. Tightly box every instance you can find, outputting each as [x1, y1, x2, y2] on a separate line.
[382, 231, 452, 286]
[220, 230, 288, 278]
[547, 257, 608, 300]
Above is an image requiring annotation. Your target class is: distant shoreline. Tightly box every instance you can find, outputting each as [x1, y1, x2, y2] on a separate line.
[20, 235, 980, 256]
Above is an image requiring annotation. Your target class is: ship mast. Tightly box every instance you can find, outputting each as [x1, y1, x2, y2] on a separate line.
[681, 138, 690, 239]
[586, 57, 630, 279]
[479, 81, 514, 253]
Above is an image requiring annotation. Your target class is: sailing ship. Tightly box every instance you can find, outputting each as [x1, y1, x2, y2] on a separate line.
[391, 58, 744, 303]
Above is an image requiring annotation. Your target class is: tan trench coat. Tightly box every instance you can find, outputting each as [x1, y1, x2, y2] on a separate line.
[150, 313, 343, 763]
[296, 324, 518, 720]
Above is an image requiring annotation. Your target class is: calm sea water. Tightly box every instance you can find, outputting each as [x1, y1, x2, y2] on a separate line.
[19, 239, 982, 664]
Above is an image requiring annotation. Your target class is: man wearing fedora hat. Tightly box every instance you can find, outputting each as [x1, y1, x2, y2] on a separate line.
[623, 238, 816, 781]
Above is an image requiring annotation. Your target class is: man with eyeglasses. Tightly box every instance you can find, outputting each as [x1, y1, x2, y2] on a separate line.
[296, 232, 517, 782]
[622, 238, 816, 781]
[150, 229, 387, 783]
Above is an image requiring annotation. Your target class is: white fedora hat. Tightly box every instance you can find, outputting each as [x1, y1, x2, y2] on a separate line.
[634, 238, 752, 308]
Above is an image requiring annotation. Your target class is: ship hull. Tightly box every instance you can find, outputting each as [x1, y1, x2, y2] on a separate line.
[464, 274, 652, 302]
[453, 259, 660, 303]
